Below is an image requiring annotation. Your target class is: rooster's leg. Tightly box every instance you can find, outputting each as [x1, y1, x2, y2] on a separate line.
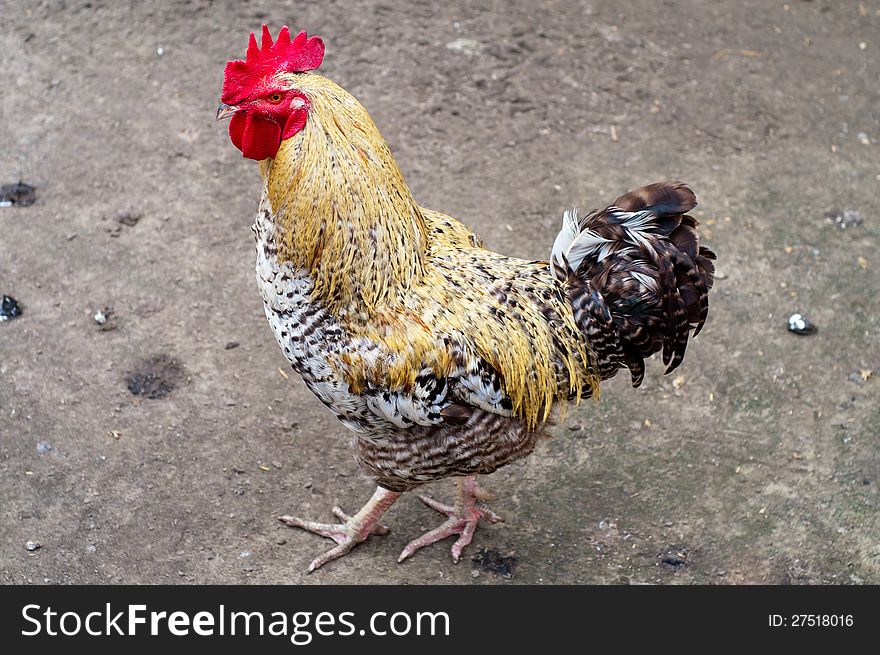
[398, 476, 502, 563]
[278, 486, 400, 572]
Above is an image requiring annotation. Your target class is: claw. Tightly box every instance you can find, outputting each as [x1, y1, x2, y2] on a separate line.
[278, 515, 349, 541]
[278, 487, 400, 572]
[399, 476, 502, 563]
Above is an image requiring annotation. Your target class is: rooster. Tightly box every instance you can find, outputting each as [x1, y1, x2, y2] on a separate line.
[217, 26, 715, 571]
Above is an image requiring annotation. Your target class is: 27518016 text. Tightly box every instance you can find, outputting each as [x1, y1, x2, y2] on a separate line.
[768, 614, 854, 628]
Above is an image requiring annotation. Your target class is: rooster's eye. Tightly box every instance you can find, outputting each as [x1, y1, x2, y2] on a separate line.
[267, 93, 283, 104]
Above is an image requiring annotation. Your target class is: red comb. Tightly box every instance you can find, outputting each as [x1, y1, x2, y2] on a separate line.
[221, 25, 324, 104]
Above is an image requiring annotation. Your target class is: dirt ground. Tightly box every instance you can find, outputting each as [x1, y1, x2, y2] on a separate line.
[1, 0, 878, 585]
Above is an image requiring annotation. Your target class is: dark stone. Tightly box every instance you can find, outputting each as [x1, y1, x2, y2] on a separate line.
[660, 544, 689, 569]
[0, 182, 36, 207]
[0, 295, 23, 321]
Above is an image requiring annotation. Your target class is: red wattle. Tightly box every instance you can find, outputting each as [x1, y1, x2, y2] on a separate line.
[228, 112, 282, 161]
[229, 112, 247, 153]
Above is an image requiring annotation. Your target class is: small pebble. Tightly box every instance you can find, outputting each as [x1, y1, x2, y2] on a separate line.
[92, 307, 117, 331]
[36, 441, 52, 455]
[225, 341, 240, 350]
[25, 541, 41, 552]
[788, 313, 816, 335]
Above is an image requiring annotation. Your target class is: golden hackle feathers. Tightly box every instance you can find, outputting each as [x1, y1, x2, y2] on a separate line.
[266, 74, 428, 312]
[262, 73, 598, 428]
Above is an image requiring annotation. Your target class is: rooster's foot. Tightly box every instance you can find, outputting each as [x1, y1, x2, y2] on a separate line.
[399, 476, 502, 563]
[278, 486, 400, 572]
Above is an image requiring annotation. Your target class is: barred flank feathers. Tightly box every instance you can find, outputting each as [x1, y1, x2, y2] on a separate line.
[556, 181, 715, 387]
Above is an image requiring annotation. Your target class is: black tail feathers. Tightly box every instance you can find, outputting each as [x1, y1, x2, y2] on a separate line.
[557, 181, 715, 387]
